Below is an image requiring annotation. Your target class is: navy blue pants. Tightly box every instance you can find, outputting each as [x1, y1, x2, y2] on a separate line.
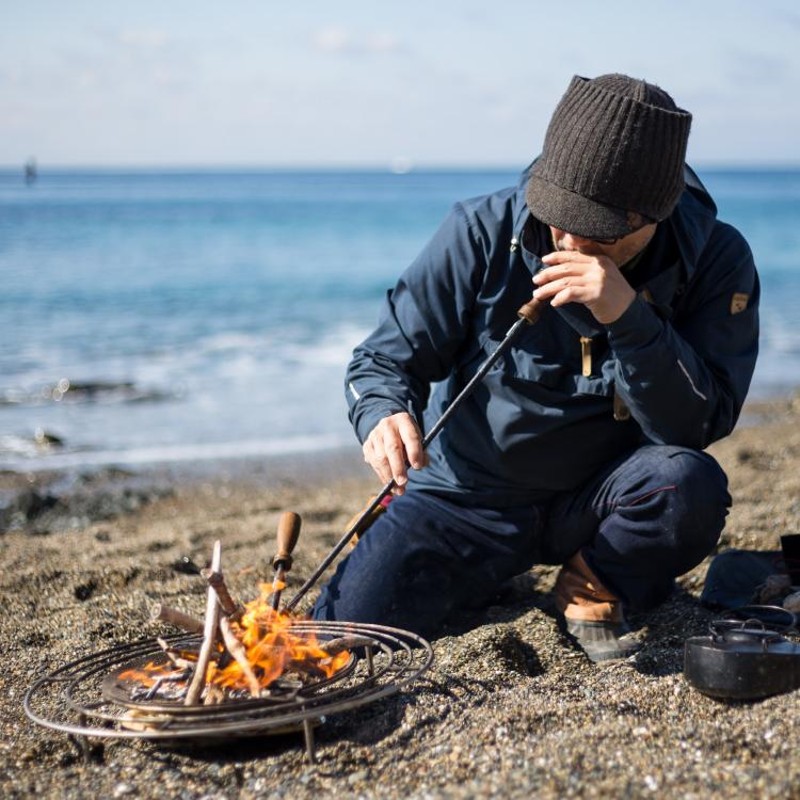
[312, 445, 730, 639]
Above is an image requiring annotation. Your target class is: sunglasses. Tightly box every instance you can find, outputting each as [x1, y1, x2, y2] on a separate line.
[581, 213, 656, 246]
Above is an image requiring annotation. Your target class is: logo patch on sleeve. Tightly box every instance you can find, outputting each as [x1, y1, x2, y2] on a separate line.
[730, 292, 749, 314]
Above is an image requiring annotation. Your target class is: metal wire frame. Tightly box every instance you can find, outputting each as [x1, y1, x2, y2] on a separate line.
[24, 621, 433, 761]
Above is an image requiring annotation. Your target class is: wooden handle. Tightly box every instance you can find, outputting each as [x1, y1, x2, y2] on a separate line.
[517, 296, 545, 325]
[272, 511, 301, 571]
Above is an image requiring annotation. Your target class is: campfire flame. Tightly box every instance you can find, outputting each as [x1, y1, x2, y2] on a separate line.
[119, 581, 349, 699]
[212, 581, 349, 691]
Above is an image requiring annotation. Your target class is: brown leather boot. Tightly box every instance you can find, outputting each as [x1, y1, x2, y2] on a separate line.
[554, 552, 640, 662]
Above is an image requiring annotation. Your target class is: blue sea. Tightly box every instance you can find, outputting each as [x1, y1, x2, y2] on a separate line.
[1, 167, 799, 473]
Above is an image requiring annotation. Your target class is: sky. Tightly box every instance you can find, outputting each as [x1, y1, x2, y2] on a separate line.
[2, 0, 799, 169]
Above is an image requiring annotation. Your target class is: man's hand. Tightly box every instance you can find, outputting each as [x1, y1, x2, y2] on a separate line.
[533, 251, 636, 325]
[362, 412, 428, 494]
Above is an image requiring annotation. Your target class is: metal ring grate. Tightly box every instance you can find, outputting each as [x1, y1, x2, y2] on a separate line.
[24, 621, 433, 761]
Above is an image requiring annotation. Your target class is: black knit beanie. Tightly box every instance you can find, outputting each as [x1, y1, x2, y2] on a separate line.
[526, 74, 692, 240]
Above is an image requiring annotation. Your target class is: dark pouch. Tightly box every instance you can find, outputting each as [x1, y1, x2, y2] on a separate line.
[700, 549, 786, 609]
[780, 534, 800, 584]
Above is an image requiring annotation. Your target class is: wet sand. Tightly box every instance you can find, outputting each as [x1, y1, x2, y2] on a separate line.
[2, 396, 800, 799]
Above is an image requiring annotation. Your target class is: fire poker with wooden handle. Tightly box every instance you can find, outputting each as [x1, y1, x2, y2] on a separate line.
[271, 511, 301, 610]
[285, 296, 544, 612]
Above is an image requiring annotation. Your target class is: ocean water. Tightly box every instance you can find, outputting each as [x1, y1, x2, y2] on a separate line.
[1, 167, 798, 472]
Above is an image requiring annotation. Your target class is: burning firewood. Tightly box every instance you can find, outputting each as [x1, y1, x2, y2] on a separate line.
[319, 635, 376, 657]
[118, 528, 353, 707]
[156, 637, 198, 670]
[185, 540, 223, 705]
[201, 566, 244, 621]
[218, 616, 261, 697]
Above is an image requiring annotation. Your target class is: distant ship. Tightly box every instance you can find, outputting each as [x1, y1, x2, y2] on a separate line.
[24, 158, 37, 184]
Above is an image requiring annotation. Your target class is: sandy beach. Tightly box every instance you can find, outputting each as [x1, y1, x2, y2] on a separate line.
[3, 394, 800, 799]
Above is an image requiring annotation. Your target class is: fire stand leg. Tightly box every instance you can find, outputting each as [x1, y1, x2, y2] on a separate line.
[303, 718, 317, 764]
[365, 646, 375, 677]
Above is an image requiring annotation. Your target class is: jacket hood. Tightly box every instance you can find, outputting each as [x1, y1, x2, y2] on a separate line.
[669, 165, 718, 280]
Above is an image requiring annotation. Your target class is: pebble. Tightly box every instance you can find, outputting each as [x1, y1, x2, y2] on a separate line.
[347, 770, 369, 785]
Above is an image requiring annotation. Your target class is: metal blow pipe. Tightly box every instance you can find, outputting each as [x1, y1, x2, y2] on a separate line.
[284, 296, 545, 612]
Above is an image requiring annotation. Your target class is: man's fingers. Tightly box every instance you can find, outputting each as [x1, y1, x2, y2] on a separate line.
[533, 266, 577, 291]
[362, 412, 426, 492]
[534, 253, 636, 324]
[533, 275, 584, 305]
[540, 251, 590, 269]
[397, 415, 425, 469]
[383, 432, 409, 487]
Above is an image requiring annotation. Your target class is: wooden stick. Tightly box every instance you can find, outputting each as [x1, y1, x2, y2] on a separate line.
[184, 540, 222, 705]
[156, 637, 199, 671]
[204, 684, 225, 705]
[271, 511, 302, 611]
[201, 568, 243, 620]
[319, 634, 375, 657]
[218, 617, 261, 698]
[151, 604, 204, 635]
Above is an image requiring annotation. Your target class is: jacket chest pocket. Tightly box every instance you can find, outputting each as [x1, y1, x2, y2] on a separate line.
[491, 322, 614, 398]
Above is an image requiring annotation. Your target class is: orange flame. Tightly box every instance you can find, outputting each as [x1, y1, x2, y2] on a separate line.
[119, 660, 179, 686]
[122, 581, 349, 697]
[208, 581, 349, 692]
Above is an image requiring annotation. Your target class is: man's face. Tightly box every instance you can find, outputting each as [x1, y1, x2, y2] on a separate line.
[549, 220, 657, 268]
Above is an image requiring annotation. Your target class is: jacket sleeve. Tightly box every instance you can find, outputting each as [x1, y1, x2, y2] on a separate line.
[606, 222, 759, 448]
[345, 204, 483, 444]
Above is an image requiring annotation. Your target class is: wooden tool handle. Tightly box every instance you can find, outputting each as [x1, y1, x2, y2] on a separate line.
[272, 511, 301, 570]
[517, 296, 545, 325]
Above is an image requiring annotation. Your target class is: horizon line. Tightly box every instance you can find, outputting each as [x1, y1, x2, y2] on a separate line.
[2, 159, 800, 173]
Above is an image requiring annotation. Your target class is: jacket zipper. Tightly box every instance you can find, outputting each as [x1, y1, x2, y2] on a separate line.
[579, 335, 630, 421]
[579, 336, 592, 377]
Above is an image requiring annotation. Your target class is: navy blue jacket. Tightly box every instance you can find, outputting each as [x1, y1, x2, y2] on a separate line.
[346, 167, 760, 506]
